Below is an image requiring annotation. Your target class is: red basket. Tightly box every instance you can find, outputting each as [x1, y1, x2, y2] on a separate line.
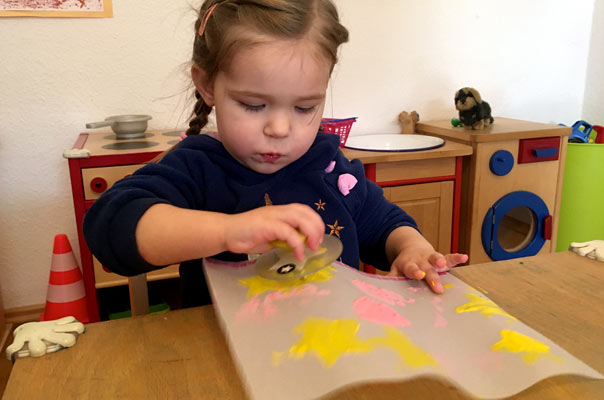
[320, 117, 357, 147]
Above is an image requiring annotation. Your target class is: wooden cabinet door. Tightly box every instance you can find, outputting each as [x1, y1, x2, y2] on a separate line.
[384, 181, 454, 254]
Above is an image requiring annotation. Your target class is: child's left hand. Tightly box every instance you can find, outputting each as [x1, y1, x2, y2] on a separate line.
[386, 227, 468, 294]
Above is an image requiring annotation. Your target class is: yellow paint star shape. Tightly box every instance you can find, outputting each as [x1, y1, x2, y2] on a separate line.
[327, 220, 344, 238]
[280, 318, 373, 367]
[314, 199, 326, 211]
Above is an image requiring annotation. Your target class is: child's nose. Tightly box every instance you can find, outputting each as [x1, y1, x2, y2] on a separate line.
[264, 113, 290, 138]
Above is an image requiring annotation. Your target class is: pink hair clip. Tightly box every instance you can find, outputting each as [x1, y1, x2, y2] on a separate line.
[198, 3, 219, 36]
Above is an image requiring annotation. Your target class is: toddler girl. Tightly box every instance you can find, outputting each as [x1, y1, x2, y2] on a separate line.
[84, 0, 467, 307]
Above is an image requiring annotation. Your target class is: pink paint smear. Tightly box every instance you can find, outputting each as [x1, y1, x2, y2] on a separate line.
[352, 279, 415, 306]
[353, 296, 411, 327]
[235, 284, 329, 322]
[433, 312, 447, 328]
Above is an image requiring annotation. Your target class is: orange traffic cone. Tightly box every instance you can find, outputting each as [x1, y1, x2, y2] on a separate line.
[40, 234, 89, 323]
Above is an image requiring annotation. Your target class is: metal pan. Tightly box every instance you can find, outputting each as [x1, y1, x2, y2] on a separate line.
[86, 114, 152, 139]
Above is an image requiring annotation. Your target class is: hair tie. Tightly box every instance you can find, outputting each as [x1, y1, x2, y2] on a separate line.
[198, 3, 220, 36]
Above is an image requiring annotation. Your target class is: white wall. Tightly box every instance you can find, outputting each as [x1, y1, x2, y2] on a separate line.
[0, 0, 597, 309]
[329, 0, 595, 132]
[584, 0, 604, 123]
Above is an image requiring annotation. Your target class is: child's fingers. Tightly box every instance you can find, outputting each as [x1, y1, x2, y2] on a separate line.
[277, 204, 324, 250]
[277, 224, 306, 260]
[444, 253, 469, 268]
[428, 252, 448, 272]
[292, 211, 324, 250]
[392, 261, 425, 280]
[391, 259, 444, 294]
[424, 268, 444, 294]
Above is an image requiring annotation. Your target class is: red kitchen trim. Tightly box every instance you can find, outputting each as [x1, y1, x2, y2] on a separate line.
[68, 158, 101, 322]
[363, 163, 377, 181]
[375, 175, 456, 188]
[72, 133, 89, 150]
[451, 157, 463, 253]
[75, 153, 163, 168]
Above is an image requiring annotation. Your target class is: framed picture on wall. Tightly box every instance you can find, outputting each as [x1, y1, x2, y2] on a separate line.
[0, 0, 112, 18]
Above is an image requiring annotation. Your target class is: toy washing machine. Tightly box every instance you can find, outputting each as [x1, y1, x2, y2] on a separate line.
[417, 118, 570, 264]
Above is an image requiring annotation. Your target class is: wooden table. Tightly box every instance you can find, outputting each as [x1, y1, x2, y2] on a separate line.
[4, 252, 603, 399]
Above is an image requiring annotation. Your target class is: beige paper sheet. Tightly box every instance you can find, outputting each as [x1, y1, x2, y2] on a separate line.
[204, 258, 603, 400]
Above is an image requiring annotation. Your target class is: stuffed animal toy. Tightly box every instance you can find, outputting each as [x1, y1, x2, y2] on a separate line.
[454, 87, 494, 130]
[398, 111, 420, 134]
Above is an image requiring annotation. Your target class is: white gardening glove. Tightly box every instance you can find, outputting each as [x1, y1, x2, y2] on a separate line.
[569, 240, 604, 262]
[6, 316, 85, 360]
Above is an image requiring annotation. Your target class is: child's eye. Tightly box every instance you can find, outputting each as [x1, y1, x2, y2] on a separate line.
[239, 102, 265, 112]
[295, 106, 316, 114]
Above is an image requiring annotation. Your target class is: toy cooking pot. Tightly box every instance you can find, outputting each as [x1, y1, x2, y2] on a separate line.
[85, 114, 152, 139]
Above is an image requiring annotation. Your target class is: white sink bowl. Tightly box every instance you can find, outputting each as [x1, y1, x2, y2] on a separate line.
[344, 134, 445, 152]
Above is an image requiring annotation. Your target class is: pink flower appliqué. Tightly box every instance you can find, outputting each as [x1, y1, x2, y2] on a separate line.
[337, 173, 358, 196]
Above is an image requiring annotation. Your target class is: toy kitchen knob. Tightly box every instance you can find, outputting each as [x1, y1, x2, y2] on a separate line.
[90, 177, 108, 193]
[489, 150, 514, 176]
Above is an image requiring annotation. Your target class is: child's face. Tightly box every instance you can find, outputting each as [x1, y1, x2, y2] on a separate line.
[200, 38, 331, 174]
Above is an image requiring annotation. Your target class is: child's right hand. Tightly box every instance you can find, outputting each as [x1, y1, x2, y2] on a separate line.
[223, 204, 325, 260]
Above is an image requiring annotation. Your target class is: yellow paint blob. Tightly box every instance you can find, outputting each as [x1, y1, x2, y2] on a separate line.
[491, 329, 564, 365]
[239, 266, 336, 297]
[443, 283, 453, 290]
[282, 318, 374, 367]
[270, 231, 308, 251]
[274, 318, 438, 370]
[456, 293, 517, 321]
[368, 326, 438, 369]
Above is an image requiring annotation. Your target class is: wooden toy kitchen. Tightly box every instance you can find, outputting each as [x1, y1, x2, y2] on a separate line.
[417, 118, 570, 265]
[64, 117, 568, 321]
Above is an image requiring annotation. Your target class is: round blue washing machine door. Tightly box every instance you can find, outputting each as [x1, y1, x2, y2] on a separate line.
[481, 191, 550, 261]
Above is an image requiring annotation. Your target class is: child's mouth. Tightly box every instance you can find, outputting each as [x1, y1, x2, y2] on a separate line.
[261, 153, 281, 162]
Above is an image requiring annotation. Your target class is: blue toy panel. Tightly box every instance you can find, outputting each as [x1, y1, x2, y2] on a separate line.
[481, 191, 550, 261]
[489, 150, 514, 176]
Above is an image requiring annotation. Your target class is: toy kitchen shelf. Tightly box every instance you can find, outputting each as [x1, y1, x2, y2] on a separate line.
[65, 130, 182, 322]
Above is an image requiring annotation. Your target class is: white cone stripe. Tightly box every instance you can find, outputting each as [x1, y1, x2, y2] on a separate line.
[51, 253, 80, 272]
[46, 281, 86, 303]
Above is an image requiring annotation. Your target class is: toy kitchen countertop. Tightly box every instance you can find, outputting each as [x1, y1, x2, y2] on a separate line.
[416, 117, 570, 144]
[341, 138, 472, 163]
[65, 129, 182, 159]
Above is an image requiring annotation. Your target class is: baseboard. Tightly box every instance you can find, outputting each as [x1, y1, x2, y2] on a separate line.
[5, 304, 44, 325]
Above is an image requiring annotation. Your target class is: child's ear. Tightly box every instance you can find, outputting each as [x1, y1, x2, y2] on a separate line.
[191, 65, 215, 106]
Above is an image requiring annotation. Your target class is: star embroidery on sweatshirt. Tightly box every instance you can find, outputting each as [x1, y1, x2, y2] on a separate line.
[315, 199, 326, 211]
[327, 220, 344, 238]
[264, 193, 273, 206]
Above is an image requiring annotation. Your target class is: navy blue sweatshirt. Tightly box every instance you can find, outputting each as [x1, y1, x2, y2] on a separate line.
[83, 133, 417, 305]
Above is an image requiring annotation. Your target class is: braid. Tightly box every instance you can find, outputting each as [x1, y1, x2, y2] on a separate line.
[186, 91, 213, 136]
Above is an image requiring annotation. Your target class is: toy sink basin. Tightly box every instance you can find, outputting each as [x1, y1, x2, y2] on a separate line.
[344, 134, 445, 152]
